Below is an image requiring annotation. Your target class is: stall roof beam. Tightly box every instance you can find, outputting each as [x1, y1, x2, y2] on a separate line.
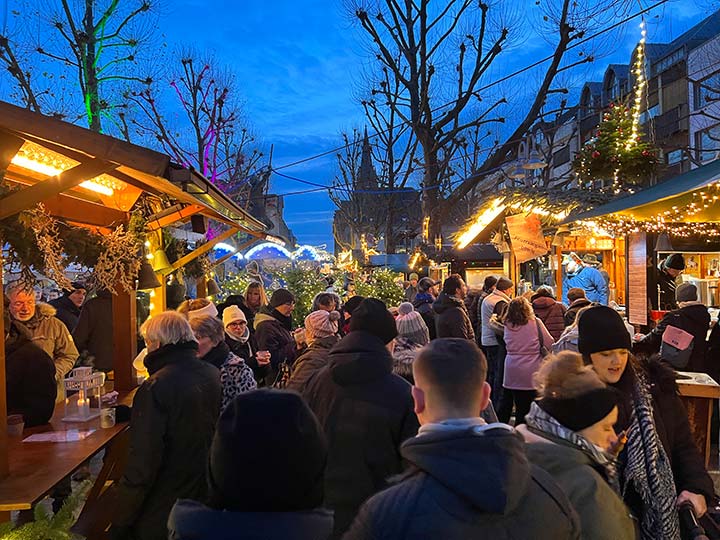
[566, 160, 720, 223]
[160, 227, 238, 276]
[0, 158, 116, 220]
[146, 204, 206, 231]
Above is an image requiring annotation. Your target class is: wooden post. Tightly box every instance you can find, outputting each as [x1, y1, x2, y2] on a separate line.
[556, 245, 563, 299]
[112, 286, 137, 391]
[196, 278, 207, 299]
[149, 280, 166, 316]
[0, 267, 8, 479]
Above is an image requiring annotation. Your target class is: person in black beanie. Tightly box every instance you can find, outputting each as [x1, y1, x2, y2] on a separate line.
[254, 288, 306, 386]
[516, 351, 635, 540]
[340, 295, 365, 335]
[49, 281, 86, 331]
[303, 298, 419, 538]
[577, 305, 713, 540]
[655, 253, 685, 310]
[168, 390, 333, 540]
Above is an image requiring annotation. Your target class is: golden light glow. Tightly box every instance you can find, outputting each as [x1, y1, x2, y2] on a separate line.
[457, 198, 506, 249]
[10, 141, 125, 196]
[626, 20, 647, 151]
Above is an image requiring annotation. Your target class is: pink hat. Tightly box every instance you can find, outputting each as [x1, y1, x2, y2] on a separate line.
[304, 310, 341, 343]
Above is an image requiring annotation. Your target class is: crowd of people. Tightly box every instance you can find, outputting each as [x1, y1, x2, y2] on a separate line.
[3, 268, 719, 539]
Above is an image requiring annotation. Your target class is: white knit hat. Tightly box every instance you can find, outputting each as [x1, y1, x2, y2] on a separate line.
[188, 301, 218, 321]
[222, 305, 247, 328]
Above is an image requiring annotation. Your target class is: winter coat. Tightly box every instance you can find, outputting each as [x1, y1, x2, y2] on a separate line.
[412, 293, 436, 341]
[303, 331, 419, 538]
[217, 296, 256, 335]
[168, 499, 333, 540]
[562, 265, 608, 305]
[343, 424, 581, 540]
[480, 290, 512, 347]
[254, 307, 300, 386]
[612, 359, 715, 514]
[552, 326, 579, 354]
[634, 302, 710, 373]
[225, 330, 269, 385]
[49, 295, 81, 332]
[564, 298, 592, 327]
[707, 324, 720, 383]
[201, 342, 257, 411]
[531, 296, 567, 341]
[286, 335, 341, 393]
[519, 428, 637, 540]
[503, 318, 554, 390]
[656, 265, 679, 311]
[106, 341, 222, 540]
[404, 284, 418, 303]
[72, 290, 114, 372]
[391, 337, 424, 384]
[12, 303, 78, 395]
[5, 322, 57, 427]
[464, 289, 482, 334]
[432, 292, 475, 341]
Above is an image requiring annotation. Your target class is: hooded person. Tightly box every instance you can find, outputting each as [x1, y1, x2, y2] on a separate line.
[564, 288, 592, 327]
[343, 338, 581, 540]
[531, 286, 567, 341]
[49, 281, 86, 331]
[286, 310, 342, 393]
[578, 306, 713, 540]
[516, 351, 636, 540]
[392, 302, 430, 383]
[168, 390, 333, 540]
[223, 305, 268, 384]
[254, 289, 305, 386]
[634, 282, 710, 373]
[656, 254, 685, 310]
[303, 298, 419, 538]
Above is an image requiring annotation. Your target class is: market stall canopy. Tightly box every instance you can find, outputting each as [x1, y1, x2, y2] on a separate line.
[0, 101, 266, 234]
[566, 159, 720, 224]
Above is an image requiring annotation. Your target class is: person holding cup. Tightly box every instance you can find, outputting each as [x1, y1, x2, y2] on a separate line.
[223, 305, 271, 385]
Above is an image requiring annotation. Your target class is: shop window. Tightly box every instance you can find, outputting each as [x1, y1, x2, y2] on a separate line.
[694, 71, 720, 110]
[696, 125, 720, 163]
[665, 149, 683, 165]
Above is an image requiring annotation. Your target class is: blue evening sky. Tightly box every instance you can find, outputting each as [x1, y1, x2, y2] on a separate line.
[162, 0, 712, 249]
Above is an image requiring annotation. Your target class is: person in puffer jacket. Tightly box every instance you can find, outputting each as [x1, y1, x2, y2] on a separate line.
[343, 338, 581, 540]
[531, 286, 567, 341]
[286, 310, 341, 393]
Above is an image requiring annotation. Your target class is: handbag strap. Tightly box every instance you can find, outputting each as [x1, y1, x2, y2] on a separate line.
[535, 319, 545, 357]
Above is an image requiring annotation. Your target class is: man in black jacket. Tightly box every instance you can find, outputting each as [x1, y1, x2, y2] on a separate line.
[344, 338, 581, 540]
[106, 312, 222, 540]
[432, 274, 475, 340]
[655, 253, 685, 310]
[634, 282, 710, 372]
[49, 281, 86, 331]
[303, 298, 419, 538]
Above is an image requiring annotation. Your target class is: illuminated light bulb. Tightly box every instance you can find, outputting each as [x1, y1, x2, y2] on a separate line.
[144, 240, 151, 248]
[79, 180, 113, 196]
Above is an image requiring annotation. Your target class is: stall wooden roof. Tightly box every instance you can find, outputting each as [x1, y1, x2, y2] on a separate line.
[0, 101, 266, 234]
[566, 159, 720, 223]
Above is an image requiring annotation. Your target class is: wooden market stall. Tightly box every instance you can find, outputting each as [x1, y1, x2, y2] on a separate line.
[0, 101, 267, 522]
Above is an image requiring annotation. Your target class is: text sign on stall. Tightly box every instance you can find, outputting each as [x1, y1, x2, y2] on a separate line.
[628, 232, 648, 326]
[505, 213, 548, 264]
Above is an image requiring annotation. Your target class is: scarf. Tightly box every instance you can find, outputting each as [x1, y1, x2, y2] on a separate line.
[620, 365, 680, 540]
[525, 402, 619, 492]
[203, 341, 231, 369]
[226, 325, 250, 344]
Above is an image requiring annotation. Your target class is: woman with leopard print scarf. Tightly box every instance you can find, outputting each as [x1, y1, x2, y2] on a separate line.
[578, 306, 714, 540]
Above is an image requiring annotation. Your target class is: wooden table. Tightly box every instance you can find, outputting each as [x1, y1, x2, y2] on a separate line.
[676, 371, 720, 467]
[0, 390, 135, 523]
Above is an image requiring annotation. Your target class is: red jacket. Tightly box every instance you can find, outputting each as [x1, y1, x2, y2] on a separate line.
[531, 296, 567, 341]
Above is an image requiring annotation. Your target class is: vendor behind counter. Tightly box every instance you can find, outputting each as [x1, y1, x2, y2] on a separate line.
[654, 254, 685, 311]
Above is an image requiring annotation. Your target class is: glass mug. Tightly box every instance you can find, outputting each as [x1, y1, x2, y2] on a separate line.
[256, 351, 271, 366]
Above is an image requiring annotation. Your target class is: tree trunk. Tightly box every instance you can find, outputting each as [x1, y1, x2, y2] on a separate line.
[385, 199, 397, 254]
[83, 0, 101, 132]
[422, 148, 441, 244]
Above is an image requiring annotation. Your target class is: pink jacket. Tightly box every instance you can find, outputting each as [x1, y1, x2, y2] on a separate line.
[503, 318, 554, 390]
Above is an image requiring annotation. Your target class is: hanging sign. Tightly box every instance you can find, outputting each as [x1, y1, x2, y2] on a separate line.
[505, 213, 548, 263]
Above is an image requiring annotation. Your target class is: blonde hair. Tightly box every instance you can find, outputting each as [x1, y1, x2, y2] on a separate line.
[141, 311, 196, 347]
[244, 281, 268, 307]
[534, 351, 605, 398]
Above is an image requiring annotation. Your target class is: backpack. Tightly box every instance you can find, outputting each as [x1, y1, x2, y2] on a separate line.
[660, 325, 695, 369]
